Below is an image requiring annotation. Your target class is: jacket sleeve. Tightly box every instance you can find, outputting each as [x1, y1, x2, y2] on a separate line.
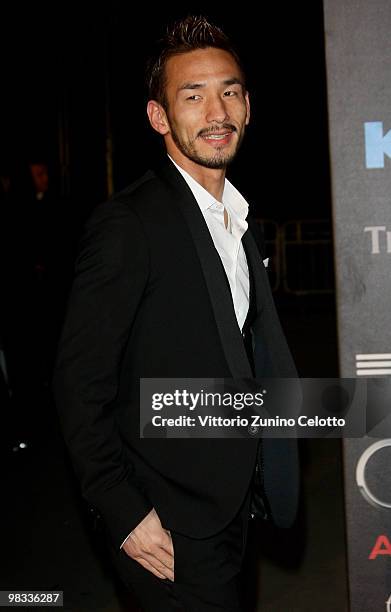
[51, 198, 153, 549]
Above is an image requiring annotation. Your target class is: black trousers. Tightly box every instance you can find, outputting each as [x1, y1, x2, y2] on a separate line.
[107, 488, 252, 611]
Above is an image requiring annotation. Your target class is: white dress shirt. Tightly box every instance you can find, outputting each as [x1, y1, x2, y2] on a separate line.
[168, 155, 250, 331]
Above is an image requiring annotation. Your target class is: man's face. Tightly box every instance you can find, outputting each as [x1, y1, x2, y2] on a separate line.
[30, 163, 49, 193]
[160, 47, 250, 169]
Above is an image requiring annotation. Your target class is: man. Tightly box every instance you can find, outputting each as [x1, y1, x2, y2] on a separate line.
[52, 15, 299, 611]
[29, 161, 49, 201]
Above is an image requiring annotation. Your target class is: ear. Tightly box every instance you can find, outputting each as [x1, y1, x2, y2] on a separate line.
[147, 100, 170, 135]
[244, 91, 251, 126]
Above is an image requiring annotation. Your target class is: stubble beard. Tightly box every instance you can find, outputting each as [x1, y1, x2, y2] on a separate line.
[168, 122, 245, 170]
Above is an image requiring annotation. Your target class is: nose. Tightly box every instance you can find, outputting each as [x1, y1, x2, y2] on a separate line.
[205, 94, 229, 124]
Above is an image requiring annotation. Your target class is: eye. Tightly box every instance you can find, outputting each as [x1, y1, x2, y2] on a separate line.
[224, 90, 237, 97]
[187, 95, 201, 101]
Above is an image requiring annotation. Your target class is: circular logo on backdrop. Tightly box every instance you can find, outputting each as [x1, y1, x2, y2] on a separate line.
[356, 439, 391, 509]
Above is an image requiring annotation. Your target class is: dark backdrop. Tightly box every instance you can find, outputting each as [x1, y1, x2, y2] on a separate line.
[0, 1, 330, 221]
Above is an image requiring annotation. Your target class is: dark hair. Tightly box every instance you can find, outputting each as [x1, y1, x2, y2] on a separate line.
[146, 15, 246, 110]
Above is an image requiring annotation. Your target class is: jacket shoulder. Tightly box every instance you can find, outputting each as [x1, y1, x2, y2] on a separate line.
[82, 169, 161, 228]
[112, 169, 156, 202]
[110, 169, 165, 210]
[247, 216, 266, 259]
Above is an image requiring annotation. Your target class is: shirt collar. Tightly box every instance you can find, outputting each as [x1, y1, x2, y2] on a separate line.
[167, 154, 248, 221]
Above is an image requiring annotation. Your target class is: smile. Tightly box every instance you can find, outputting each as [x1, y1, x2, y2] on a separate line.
[205, 134, 230, 139]
[200, 132, 234, 146]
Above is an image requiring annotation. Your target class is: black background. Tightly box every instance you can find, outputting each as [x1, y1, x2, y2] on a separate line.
[1, 1, 330, 220]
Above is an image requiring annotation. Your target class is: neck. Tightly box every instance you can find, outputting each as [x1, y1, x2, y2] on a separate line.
[167, 149, 226, 202]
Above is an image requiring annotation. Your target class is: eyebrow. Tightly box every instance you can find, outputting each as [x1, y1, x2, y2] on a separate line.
[178, 77, 244, 91]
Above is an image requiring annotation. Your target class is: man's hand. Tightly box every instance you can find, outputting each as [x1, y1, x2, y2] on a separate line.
[121, 508, 174, 581]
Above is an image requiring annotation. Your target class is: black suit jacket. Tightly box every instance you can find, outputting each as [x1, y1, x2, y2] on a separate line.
[52, 157, 299, 550]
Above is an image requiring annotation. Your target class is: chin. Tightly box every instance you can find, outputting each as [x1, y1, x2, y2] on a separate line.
[197, 149, 237, 169]
[200, 158, 232, 170]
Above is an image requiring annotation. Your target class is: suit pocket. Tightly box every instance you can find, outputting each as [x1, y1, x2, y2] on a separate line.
[169, 530, 179, 583]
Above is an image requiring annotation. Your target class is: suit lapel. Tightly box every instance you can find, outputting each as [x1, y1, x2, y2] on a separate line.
[155, 158, 252, 379]
[244, 222, 298, 378]
[242, 228, 265, 317]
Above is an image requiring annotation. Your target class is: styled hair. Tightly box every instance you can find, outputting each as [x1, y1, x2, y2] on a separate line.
[146, 15, 246, 110]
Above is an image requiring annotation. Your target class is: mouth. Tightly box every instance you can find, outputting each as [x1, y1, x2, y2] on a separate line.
[200, 131, 235, 147]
